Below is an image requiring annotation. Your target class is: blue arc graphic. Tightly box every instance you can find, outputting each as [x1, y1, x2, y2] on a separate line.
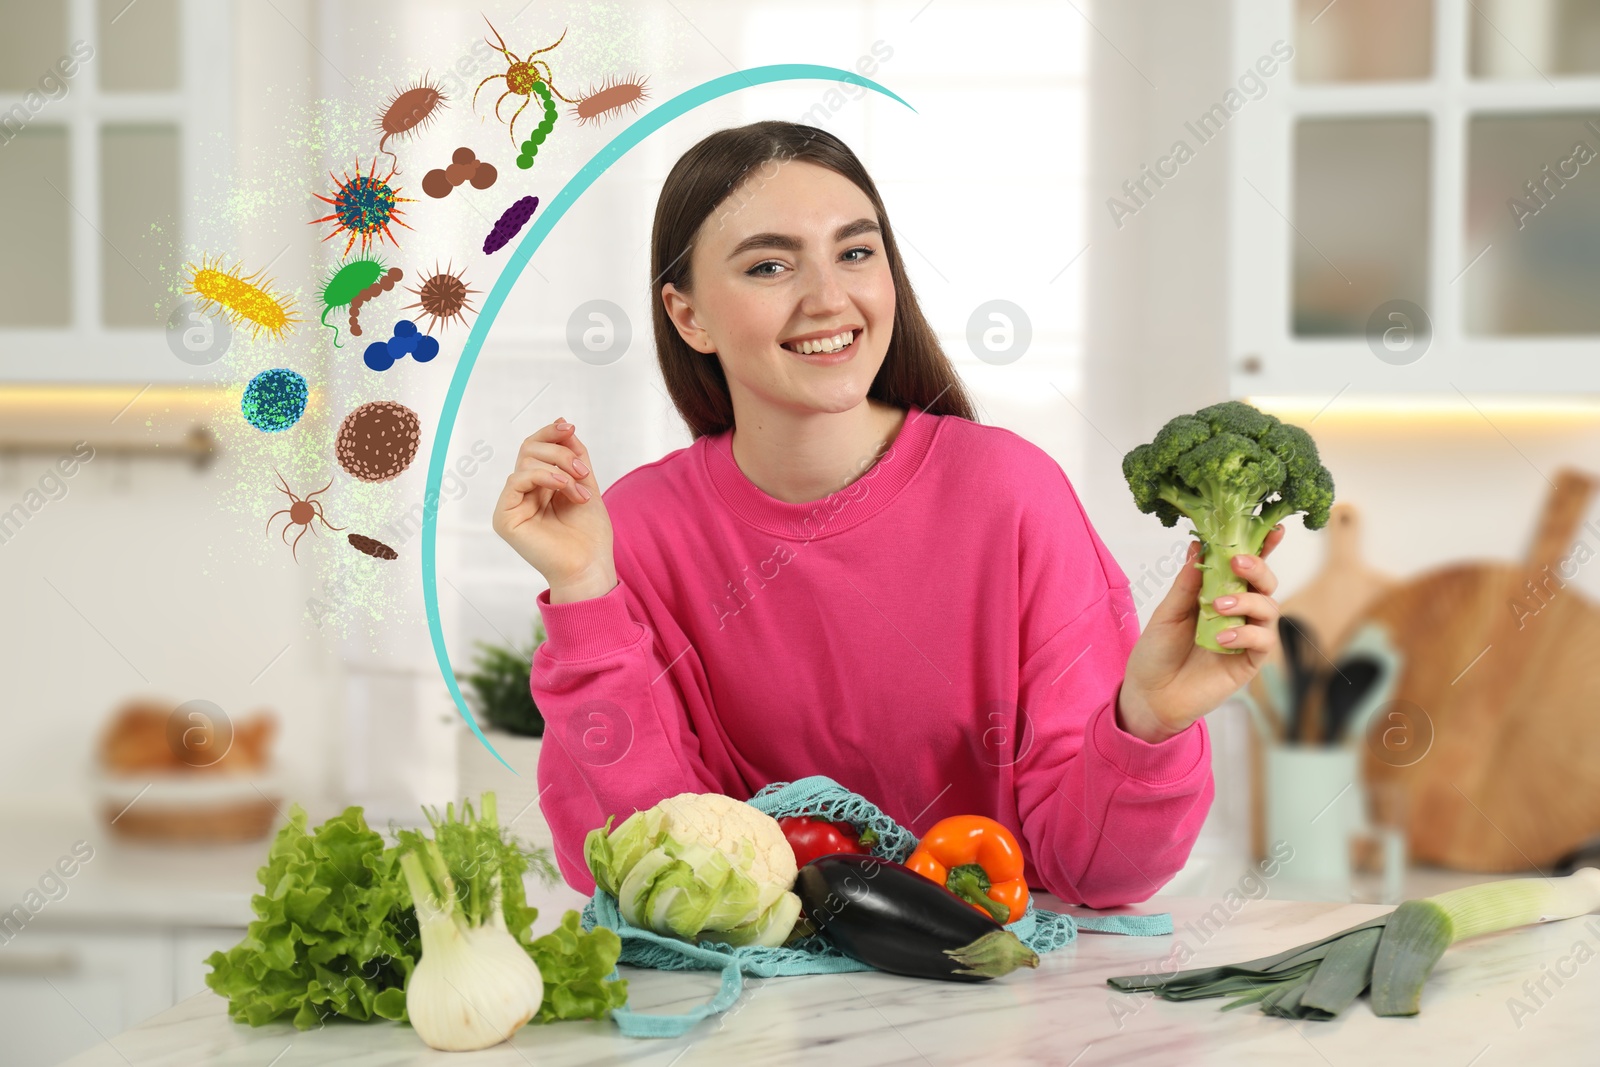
[423, 65, 917, 772]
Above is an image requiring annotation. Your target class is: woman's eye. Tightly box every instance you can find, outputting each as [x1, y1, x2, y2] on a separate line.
[746, 247, 876, 277]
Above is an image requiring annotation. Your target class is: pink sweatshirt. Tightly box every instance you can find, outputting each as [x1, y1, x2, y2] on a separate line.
[530, 404, 1213, 908]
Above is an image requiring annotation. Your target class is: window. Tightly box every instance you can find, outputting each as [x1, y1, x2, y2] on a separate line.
[1230, 0, 1600, 398]
[0, 0, 232, 382]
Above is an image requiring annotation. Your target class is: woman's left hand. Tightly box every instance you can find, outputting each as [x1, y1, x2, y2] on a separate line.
[1116, 525, 1287, 744]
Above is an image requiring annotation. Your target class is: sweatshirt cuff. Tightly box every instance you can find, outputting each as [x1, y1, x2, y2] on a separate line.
[1089, 686, 1208, 786]
[535, 578, 644, 661]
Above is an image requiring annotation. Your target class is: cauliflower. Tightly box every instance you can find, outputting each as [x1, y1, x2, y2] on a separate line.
[584, 791, 802, 948]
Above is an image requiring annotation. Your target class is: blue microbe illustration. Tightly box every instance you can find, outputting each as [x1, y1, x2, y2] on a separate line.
[363, 341, 394, 372]
[241, 368, 309, 432]
[364, 320, 440, 371]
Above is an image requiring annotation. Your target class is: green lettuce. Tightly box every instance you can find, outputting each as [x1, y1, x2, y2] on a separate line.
[205, 799, 627, 1031]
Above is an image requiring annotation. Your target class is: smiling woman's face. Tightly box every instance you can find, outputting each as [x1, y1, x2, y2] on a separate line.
[661, 159, 896, 417]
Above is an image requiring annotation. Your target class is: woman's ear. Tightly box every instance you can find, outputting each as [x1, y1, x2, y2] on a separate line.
[662, 283, 714, 353]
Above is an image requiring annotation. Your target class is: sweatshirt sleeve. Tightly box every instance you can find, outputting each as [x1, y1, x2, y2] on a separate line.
[1010, 460, 1214, 909]
[530, 575, 722, 894]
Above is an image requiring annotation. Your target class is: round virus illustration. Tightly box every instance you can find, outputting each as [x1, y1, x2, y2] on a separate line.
[406, 262, 478, 334]
[312, 158, 415, 257]
[335, 400, 421, 483]
[241, 368, 309, 432]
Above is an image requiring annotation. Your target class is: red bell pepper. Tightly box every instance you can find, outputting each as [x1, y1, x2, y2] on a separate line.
[778, 816, 879, 868]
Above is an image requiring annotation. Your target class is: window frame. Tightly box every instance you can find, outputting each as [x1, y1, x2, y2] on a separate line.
[0, 0, 233, 383]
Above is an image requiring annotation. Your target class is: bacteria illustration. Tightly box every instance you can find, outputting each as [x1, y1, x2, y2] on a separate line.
[336, 400, 421, 483]
[266, 470, 345, 563]
[318, 258, 392, 346]
[346, 266, 403, 340]
[348, 533, 398, 560]
[473, 19, 577, 145]
[405, 262, 477, 334]
[363, 320, 440, 372]
[483, 195, 539, 255]
[571, 72, 651, 128]
[312, 158, 414, 257]
[241, 368, 309, 433]
[422, 147, 497, 198]
[185, 256, 298, 340]
[375, 75, 448, 172]
[514, 81, 558, 169]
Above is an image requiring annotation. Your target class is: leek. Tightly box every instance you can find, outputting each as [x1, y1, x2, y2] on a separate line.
[1107, 868, 1600, 1020]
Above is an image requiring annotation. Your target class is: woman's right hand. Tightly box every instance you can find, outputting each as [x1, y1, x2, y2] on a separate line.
[492, 418, 617, 601]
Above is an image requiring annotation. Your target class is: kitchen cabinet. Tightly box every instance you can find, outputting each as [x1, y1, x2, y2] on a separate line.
[1229, 0, 1600, 399]
[0, 927, 244, 1067]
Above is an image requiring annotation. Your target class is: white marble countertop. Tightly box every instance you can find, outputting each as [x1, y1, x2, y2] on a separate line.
[54, 893, 1600, 1066]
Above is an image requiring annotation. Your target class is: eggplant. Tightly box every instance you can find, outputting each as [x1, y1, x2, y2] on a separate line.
[794, 854, 1040, 982]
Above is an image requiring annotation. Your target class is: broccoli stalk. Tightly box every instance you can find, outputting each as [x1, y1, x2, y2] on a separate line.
[1122, 402, 1335, 654]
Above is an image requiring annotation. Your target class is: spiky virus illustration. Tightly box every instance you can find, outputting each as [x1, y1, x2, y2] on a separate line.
[184, 256, 299, 340]
[311, 159, 414, 257]
[405, 263, 478, 334]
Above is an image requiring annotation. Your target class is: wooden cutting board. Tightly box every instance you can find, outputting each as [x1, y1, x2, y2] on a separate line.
[1356, 467, 1600, 871]
[1246, 503, 1394, 858]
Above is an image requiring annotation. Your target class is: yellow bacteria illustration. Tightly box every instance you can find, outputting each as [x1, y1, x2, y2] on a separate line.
[184, 256, 299, 341]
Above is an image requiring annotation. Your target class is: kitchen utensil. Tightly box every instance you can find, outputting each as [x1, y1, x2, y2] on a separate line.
[1357, 467, 1600, 871]
[1328, 620, 1404, 749]
[1278, 614, 1318, 742]
[1321, 656, 1383, 744]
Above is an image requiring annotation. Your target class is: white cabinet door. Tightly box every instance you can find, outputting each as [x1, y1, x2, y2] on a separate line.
[0, 930, 171, 1067]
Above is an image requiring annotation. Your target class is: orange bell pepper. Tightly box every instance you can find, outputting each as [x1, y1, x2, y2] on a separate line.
[906, 815, 1029, 925]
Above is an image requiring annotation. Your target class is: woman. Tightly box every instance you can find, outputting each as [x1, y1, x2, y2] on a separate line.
[491, 121, 1285, 907]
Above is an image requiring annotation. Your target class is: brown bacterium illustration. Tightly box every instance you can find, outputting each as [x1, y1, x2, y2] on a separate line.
[376, 75, 449, 172]
[422, 146, 497, 199]
[572, 72, 651, 127]
[348, 266, 403, 338]
[266, 470, 346, 563]
[405, 262, 478, 334]
[348, 533, 398, 560]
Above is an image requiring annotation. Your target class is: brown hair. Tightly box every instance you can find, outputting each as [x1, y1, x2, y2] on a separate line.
[649, 120, 978, 440]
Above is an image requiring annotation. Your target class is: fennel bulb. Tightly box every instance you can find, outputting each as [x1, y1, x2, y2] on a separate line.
[397, 797, 545, 1051]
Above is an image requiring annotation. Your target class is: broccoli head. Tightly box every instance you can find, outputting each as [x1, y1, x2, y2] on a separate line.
[1121, 401, 1335, 654]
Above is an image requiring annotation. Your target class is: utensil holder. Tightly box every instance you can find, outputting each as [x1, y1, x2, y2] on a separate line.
[1264, 744, 1361, 886]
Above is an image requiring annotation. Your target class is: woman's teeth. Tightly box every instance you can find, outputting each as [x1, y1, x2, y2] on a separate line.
[782, 330, 855, 355]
